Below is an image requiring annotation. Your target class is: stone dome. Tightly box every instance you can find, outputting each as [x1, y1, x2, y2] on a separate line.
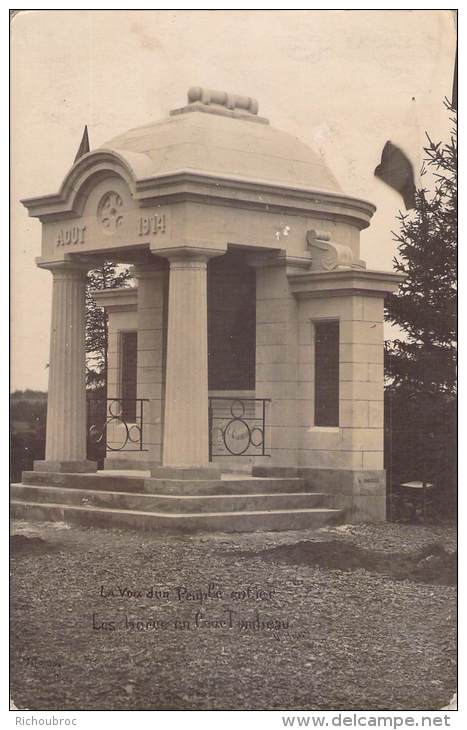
[102, 87, 342, 194]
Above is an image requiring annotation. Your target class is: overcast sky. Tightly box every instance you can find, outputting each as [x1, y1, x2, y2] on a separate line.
[11, 9, 456, 391]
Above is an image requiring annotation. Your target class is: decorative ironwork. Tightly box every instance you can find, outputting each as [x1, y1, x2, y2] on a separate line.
[87, 398, 148, 452]
[208, 397, 270, 458]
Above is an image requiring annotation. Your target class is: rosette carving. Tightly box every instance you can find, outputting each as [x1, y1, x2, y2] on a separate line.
[97, 192, 124, 235]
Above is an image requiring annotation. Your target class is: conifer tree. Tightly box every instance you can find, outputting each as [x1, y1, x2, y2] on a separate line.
[385, 101, 457, 395]
[385, 101, 457, 513]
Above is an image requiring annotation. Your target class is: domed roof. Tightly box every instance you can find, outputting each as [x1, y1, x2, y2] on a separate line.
[102, 87, 341, 193]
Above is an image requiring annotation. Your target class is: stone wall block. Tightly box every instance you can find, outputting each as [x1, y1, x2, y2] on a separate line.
[368, 400, 384, 428]
[256, 298, 291, 324]
[368, 362, 384, 383]
[339, 362, 369, 382]
[363, 297, 384, 322]
[297, 448, 363, 469]
[256, 322, 288, 346]
[341, 427, 383, 451]
[340, 320, 383, 345]
[340, 343, 383, 365]
[362, 451, 384, 470]
[339, 400, 369, 428]
[256, 344, 289, 364]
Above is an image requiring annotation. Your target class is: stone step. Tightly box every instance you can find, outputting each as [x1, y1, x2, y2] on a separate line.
[10, 500, 343, 534]
[21, 471, 147, 493]
[11, 483, 330, 514]
[21, 471, 309, 496]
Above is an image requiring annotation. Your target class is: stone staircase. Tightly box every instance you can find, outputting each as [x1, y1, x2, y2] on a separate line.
[11, 471, 343, 533]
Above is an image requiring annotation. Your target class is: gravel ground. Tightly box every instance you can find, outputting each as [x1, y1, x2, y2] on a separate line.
[10, 520, 456, 711]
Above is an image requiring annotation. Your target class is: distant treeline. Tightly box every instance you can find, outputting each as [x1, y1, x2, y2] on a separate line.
[11, 390, 48, 399]
[11, 391, 48, 481]
[11, 390, 105, 479]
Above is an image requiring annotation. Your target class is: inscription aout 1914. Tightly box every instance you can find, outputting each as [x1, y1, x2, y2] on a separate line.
[55, 211, 167, 247]
[138, 213, 166, 236]
[57, 226, 86, 247]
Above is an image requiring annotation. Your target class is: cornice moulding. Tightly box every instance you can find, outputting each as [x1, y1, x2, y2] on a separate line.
[288, 269, 406, 298]
[21, 150, 376, 230]
[91, 287, 138, 311]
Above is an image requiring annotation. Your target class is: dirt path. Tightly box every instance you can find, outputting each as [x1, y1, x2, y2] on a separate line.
[10, 520, 456, 711]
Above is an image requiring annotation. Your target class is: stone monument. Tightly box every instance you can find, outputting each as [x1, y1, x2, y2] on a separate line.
[17, 87, 404, 527]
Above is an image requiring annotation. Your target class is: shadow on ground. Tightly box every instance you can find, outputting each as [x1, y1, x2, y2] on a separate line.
[246, 540, 456, 586]
[10, 534, 54, 554]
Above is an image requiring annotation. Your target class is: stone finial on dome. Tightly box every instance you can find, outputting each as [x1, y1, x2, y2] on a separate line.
[170, 86, 267, 124]
[187, 87, 259, 115]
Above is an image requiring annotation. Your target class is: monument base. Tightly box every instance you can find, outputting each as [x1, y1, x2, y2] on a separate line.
[33, 460, 98, 474]
[297, 467, 387, 522]
[150, 464, 222, 480]
[253, 465, 386, 522]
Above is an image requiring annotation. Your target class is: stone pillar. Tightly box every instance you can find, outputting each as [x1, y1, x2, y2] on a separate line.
[34, 261, 96, 473]
[134, 263, 167, 466]
[251, 258, 300, 477]
[151, 249, 221, 479]
[339, 294, 386, 520]
[293, 291, 386, 521]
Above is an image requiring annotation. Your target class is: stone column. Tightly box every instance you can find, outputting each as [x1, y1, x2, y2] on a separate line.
[151, 249, 221, 479]
[34, 261, 96, 473]
[134, 263, 168, 467]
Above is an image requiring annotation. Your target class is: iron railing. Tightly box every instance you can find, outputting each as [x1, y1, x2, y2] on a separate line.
[87, 396, 270, 458]
[208, 397, 270, 458]
[87, 398, 148, 452]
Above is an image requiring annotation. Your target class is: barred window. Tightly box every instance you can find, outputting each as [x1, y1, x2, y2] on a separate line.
[120, 331, 137, 422]
[314, 321, 339, 427]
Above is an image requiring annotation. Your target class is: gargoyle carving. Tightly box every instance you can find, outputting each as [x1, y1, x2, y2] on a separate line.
[306, 229, 366, 272]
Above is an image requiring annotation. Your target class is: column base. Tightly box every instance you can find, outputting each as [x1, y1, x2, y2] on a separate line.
[150, 464, 222, 480]
[33, 460, 97, 474]
[104, 458, 161, 472]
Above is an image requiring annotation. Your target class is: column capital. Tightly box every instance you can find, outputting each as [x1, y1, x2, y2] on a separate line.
[36, 256, 90, 277]
[131, 260, 168, 279]
[154, 246, 226, 265]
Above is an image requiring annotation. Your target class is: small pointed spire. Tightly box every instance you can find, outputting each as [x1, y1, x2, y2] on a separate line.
[74, 125, 90, 163]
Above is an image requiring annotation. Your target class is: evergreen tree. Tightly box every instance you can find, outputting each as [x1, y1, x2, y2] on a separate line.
[386, 101, 457, 395]
[85, 263, 132, 392]
[385, 101, 457, 515]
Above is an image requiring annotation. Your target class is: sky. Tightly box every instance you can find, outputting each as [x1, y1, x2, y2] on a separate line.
[11, 9, 456, 392]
